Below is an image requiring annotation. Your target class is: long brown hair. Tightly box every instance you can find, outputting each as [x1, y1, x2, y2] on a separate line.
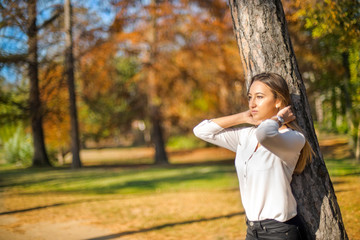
[249, 72, 313, 174]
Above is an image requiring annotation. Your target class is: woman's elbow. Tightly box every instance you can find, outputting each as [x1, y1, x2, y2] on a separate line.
[193, 126, 201, 138]
[193, 126, 210, 140]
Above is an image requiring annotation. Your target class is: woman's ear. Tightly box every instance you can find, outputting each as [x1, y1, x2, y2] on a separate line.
[275, 99, 282, 110]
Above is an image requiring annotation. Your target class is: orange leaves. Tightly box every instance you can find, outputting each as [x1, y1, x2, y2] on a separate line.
[38, 62, 71, 149]
[80, 41, 117, 97]
[36, 0, 247, 147]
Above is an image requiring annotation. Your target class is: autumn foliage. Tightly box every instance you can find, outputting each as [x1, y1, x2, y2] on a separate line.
[0, 0, 359, 162]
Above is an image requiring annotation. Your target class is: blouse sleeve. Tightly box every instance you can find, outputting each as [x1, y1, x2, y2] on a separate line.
[193, 120, 245, 152]
[255, 119, 305, 166]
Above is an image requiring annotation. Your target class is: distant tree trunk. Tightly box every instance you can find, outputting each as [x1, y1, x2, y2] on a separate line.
[148, 0, 168, 164]
[341, 52, 356, 154]
[228, 0, 348, 239]
[219, 45, 232, 115]
[356, 121, 360, 161]
[314, 92, 324, 128]
[149, 103, 168, 164]
[65, 0, 82, 168]
[28, 0, 51, 167]
[331, 87, 337, 130]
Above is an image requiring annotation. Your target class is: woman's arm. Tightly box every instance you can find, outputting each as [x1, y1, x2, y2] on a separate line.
[256, 106, 304, 166]
[256, 120, 305, 164]
[211, 110, 261, 128]
[193, 111, 258, 152]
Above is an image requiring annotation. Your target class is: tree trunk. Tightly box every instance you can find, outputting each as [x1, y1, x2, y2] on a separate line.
[314, 92, 324, 128]
[28, 0, 51, 167]
[331, 87, 337, 130]
[341, 52, 356, 154]
[148, 0, 168, 164]
[148, 66, 168, 165]
[150, 105, 168, 164]
[228, 0, 348, 239]
[65, 0, 82, 168]
[356, 121, 360, 162]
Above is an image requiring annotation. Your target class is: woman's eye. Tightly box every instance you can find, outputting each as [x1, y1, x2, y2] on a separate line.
[257, 96, 263, 99]
[248, 96, 252, 101]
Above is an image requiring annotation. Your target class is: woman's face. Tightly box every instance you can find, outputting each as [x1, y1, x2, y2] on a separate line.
[248, 81, 281, 121]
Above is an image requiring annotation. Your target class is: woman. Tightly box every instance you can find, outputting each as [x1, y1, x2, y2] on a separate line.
[193, 73, 312, 239]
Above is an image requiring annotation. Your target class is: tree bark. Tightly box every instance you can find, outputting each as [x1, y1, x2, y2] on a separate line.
[228, 0, 348, 239]
[65, 0, 82, 168]
[28, 0, 51, 167]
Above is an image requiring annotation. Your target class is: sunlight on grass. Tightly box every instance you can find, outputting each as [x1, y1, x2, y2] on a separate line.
[325, 158, 360, 176]
[0, 164, 238, 195]
[0, 157, 358, 195]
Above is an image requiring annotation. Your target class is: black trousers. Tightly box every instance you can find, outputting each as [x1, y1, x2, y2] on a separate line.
[245, 215, 305, 240]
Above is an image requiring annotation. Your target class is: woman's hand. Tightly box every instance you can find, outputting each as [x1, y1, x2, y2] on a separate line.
[277, 106, 296, 124]
[243, 110, 262, 126]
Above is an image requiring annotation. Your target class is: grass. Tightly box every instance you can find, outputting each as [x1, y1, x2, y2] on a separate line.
[324, 158, 360, 176]
[0, 164, 238, 195]
[0, 160, 246, 240]
[0, 149, 359, 239]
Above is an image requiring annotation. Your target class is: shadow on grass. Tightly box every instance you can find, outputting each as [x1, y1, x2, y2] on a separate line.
[331, 180, 347, 185]
[0, 202, 73, 215]
[335, 188, 356, 194]
[85, 211, 245, 240]
[0, 197, 120, 215]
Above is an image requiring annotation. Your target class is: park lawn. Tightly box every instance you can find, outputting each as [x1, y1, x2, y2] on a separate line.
[0, 155, 359, 239]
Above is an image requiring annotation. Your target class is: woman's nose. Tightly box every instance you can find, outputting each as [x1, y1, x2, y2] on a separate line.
[249, 99, 256, 108]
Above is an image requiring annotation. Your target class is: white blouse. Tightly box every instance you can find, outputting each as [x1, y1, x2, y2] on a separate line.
[193, 119, 305, 222]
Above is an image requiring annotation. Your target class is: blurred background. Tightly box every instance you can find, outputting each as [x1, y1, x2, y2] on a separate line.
[0, 1, 359, 239]
[0, 0, 359, 166]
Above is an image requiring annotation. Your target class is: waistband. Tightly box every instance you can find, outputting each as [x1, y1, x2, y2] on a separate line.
[246, 215, 300, 229]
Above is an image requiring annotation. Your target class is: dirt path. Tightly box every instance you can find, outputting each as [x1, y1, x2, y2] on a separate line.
[0, 190, 111, 240]
[0, 217, 111, 240]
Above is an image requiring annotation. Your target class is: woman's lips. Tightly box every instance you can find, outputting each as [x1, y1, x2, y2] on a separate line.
[251, 111, 258, 114]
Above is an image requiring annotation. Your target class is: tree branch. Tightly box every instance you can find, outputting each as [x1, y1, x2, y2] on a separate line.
[38, 7, 63, 30]
[0, 53, 27, 64]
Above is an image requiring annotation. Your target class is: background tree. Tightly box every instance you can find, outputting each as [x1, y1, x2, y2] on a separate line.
[27, 0, 51, 167]
[1, 0, 120, 164]
[64, 0, 81, 168]
[0, 0, 63, 166]
[108, 0, 244, 153]
[228, 0, 347, 239]
[146, 0, 168, 164]
[288, 0, 360, 161]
